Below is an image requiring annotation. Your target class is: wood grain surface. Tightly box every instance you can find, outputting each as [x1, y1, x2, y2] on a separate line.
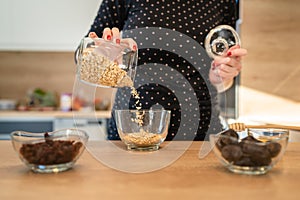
[1, 141, 300, 200]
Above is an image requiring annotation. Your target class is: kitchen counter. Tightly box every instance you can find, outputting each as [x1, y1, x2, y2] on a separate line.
[0, 111, 111, 140]
[1, 141, 300, 200]
[0, 110, 111, 119]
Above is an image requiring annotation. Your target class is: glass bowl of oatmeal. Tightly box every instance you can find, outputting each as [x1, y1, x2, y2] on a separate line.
[77, 37, 138, 88]
[114, 109, 171, 151]
[11, 128, 89, 173]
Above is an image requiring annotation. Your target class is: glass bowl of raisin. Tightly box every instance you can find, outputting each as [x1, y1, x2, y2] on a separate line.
[11, 128, 89, 173]
[210, 128, 289, 175]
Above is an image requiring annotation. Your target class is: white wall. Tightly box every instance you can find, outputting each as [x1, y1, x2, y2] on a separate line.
[0, 0, 102, 51]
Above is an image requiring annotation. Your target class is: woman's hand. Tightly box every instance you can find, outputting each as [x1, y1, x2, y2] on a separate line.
[209, 45, 248, 92]
[89, 27, 137, 51]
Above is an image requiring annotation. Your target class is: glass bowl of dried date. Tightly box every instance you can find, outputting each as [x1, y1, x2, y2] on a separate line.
[209, 128, 289, 175]
[77, 37, 138, 88]
[11, 128, 89, 173]
[114, 109, 171, 151]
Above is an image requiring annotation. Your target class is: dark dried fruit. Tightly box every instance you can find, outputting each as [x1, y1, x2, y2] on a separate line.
[234, 156, 255, 167]
[20, 140, 83, 165]
[241, 142, 266, 155]
[267, 142, 282, 157]
[250, 151, 272, 166]
[221, 144, 243, 162]
[218, 132, 282, 167]
[216, 129, 239, 150]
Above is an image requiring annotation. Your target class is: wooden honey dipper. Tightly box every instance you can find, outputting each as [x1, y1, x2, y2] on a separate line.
[229, 122, 300, 132]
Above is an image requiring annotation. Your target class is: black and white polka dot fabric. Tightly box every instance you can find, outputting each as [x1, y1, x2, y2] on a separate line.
[87, 0, 238, 141]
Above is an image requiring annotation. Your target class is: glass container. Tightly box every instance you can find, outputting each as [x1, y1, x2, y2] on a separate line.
[205, 25, 241, 59]
[11, 128, 89, 173]
[77, 37, 138, 88]
[114, 109, 171, 151]
[210, 128, 289, 175]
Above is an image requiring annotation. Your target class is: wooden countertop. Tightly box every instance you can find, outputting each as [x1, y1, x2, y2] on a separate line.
[1, 141, 300, 200]
[0, 110, 111, 119]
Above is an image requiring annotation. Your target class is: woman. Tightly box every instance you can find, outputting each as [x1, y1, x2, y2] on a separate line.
[80, 0, 247, 140]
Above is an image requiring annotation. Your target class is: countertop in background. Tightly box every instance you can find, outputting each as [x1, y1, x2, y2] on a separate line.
[0, 110, 111, 119]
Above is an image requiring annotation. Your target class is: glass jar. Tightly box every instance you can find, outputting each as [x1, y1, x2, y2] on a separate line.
[77, 37, 138, 88]
[205, 25, 241, 59]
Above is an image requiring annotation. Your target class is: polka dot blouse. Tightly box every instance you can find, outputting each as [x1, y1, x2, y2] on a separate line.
[87, 0, 238, 141]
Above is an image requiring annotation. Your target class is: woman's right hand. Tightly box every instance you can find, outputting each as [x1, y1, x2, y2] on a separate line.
[89, 27, 137, 51]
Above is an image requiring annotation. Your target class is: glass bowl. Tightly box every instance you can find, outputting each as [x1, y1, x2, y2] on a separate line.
[114, 109, 171, 151]
[77, 37, 138, 88]
[11, 128, 89, 173]
[210, 128, 289, 175]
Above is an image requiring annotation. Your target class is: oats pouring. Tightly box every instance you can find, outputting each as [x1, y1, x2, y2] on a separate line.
[77, 37, 137, 88]
[77, 37, 170, 151]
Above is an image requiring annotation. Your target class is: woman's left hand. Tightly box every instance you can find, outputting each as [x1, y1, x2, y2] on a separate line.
[209, 45, 248, 92]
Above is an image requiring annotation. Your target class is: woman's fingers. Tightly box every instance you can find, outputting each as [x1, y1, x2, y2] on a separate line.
[210, 45, 247, 84]
[121, 38, 138, 51]
[102, 28, 112, 41]
[227, 47, 248, 57]
[88, 32, 103, 45]
[102, 27, 122, 44]
[213, 57, 231, 67]
[214, 58, 241, 79]
[90, 27, 137, 51]
[218, 64, 240, 76]
[227, 57, 242, 71]
[88, 32, 99, 38]
[213, 46, 247, 71]
[111, 27, 121, 44]
[212, 55, 242, 80]
[213, 64, 239, 82]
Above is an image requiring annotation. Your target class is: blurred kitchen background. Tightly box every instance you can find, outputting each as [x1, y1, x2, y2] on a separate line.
[0, 0, 299, 128]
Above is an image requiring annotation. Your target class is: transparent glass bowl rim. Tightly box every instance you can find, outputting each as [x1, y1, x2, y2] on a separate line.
[80, 37, 134, 51]
[210, 128, 289, 145]
[10, 128, 89, 143]
[114, 109, 171, 113]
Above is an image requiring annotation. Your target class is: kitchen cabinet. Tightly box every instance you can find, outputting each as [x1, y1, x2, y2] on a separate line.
[0, 111, 111, 140]
[0, 0, 102, 51]
[0, 118, 53, 140]
[53, 118, 107, 141]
